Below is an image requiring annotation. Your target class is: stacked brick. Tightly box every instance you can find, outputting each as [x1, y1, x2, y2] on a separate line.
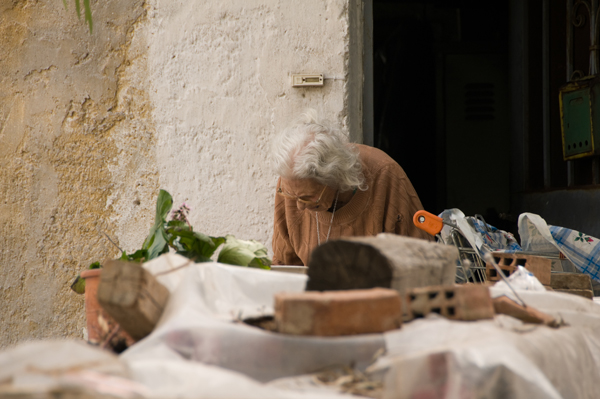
[404, 284, 494, 322]
[274, 285, 498, 337]
[485, 253, 551, 286]
[551, 272, 594, 299]
[273, 260, 577, 336]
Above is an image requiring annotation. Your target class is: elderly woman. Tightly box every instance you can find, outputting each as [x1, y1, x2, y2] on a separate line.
[271, 110, 431, 266]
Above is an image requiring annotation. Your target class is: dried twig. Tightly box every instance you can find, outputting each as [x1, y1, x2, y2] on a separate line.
[102, 232, 123, 253]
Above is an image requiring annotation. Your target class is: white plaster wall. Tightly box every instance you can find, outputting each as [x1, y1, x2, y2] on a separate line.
[123, 0, 358, 250]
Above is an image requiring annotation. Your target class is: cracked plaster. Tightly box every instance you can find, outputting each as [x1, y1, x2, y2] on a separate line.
[0, 0, 362, 347]
[0, 0, 158, 348]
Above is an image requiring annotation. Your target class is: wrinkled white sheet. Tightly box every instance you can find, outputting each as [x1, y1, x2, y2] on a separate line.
[0, 340, 149, 397]
[125, 346, 352, 399]
[6, 253, 600, 398]
[0, 340, 352, 399]
[126, 254, 600, 398]
[370, 289, 600, 399]
[0, 340, 127, 381]
[518, 213, 561, 254]
[143, 253, 309, 320]
[122, 254, 385, 383]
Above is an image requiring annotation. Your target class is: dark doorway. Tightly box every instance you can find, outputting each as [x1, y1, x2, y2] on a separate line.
[373, 0, 510, 228]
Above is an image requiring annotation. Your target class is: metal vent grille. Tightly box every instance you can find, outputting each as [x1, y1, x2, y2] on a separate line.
[464, 83, 495, 120]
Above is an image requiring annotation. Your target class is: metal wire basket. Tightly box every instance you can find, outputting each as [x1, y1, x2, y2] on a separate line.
[413, 211, 493, 283]
[439, 228, 488, 283]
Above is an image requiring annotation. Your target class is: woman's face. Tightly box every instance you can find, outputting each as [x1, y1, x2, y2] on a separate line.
[279, 178, 336, 212]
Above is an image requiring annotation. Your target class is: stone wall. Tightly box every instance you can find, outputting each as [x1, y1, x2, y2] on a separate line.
[0, 0, 362, 347]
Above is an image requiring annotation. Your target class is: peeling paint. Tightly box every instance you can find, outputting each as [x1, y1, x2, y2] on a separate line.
[0, 0, 158, 348]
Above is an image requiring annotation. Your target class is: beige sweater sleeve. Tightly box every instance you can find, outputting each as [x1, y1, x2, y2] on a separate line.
[375, 164, 433, 241]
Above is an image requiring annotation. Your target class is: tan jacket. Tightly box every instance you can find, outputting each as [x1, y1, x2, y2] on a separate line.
[272, 144, 432, 266]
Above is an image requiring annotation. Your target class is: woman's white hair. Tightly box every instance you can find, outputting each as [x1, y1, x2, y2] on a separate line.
[271, 109, 366, 192]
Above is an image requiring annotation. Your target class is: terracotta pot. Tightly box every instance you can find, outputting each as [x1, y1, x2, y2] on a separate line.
[80, 269, 104, 343]
[80, 269, 135, 350]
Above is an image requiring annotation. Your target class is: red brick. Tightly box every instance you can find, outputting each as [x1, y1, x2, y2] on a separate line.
[274, 288, 402, 336]
[406, 284, 494, 321]
[486, 254, 551, 285]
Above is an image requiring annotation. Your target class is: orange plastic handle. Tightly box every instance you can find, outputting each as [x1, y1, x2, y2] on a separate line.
[413, 210, 444, 236]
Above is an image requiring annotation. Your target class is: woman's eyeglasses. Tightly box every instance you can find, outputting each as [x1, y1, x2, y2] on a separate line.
[276, 181, 327, 206]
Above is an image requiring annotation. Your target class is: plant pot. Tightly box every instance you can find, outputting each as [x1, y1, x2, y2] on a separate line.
[80, 269, 135, 351]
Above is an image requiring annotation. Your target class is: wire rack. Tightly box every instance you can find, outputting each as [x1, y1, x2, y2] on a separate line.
[436, 229, 488, 283]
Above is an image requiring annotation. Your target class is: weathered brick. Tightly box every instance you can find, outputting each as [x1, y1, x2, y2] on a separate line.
[98, 260, 170, 341]
[307, 234, 457, 293]
[405, 284, 494, 321]
[551, 272, 593, 290]
[274, 288, 402, 336]
[492, 296, 560, 327]
[486, 254, 551, 285]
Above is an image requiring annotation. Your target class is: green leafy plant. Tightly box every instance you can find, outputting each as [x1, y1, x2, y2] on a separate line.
[141, 189, 173, 260]
[62, 0, 93, 33]
[71, 189, 271, 293]
[70, 261, 100, 294]
[218, 235, 271, 270]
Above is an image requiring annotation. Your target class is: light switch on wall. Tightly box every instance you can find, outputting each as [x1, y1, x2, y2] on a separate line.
[292, 74, 324, 87]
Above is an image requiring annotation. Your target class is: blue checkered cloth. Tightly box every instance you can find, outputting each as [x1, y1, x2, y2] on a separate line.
[549, 226, 600, 282]
[467, 217, 522, 254]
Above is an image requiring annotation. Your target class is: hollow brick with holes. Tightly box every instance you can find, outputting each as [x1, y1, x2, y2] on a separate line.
[274, 288, 402, 336]
[405, 284, 494, 322]
[485, 253, 552, 286]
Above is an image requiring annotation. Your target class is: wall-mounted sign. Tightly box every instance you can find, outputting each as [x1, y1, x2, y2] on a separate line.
[559, 76, 600, 160]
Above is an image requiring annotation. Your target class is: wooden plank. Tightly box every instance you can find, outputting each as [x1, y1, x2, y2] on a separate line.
[97, 260, 170, 341]
[551, 272, 593, 290]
